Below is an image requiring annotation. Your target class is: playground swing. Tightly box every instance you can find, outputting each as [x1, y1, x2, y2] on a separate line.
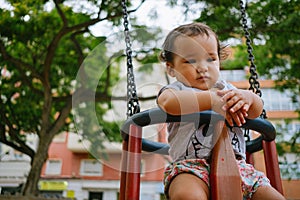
[119, 0, 284, 200]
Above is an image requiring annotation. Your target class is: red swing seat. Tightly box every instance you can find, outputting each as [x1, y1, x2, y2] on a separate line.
[119, 108, 283, 200]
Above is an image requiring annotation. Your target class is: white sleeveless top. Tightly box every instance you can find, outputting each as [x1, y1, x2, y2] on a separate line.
[157, 80, 246, 162]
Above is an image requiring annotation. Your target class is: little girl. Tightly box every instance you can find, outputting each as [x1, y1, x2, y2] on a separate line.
[157, 22, 285, 200]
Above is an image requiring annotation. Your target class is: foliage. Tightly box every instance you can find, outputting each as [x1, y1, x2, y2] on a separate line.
[221, 44, 248, 70]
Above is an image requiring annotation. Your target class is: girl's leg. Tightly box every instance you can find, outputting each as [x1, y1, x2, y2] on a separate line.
[251, 186, 286, 200]
[168, 173, 209, 200]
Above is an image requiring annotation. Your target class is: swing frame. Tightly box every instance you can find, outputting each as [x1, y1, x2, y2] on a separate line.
[119, 0, 284, 199]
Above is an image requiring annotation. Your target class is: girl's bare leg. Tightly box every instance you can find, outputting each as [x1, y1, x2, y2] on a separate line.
[168, 173, 209, 200]
[251, 186, 286, 200]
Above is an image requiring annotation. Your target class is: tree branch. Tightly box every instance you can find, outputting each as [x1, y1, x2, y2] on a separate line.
[65, 0, 146, 35]
[54, 0, 68, 26]
[49, 97, 73, 136]
[0, 106, 35, 159]
[70, 29, 86, 66]
[71, 87, 157, 107]
[97, 0, 106, 18]
[19, 73, 44, 96]
[104, 52, 124, 94]
[0, 40, 42, 80]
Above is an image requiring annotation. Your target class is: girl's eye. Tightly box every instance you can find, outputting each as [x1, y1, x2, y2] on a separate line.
[207, 57, 216, 62]
[185, 59, 196, 64]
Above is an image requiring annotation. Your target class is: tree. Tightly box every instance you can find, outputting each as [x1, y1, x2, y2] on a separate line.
[0, 0, 149, 196]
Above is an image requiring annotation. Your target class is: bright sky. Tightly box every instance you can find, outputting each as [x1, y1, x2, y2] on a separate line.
[132, 0, 200, 30]
[91, 0, 201, 36]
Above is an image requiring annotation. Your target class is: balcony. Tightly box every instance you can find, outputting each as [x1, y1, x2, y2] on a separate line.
[67, 132, 122, 153]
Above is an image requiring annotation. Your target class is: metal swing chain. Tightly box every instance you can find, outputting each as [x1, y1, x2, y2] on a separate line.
[121, 0, 140, 117]
[239, 0, 267, 119]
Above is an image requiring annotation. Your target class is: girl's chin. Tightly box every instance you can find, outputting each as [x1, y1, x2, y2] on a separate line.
[192, 85, 210, 90]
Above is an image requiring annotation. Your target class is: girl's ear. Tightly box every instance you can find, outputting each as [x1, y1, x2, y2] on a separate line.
[166, 62, 175, 77]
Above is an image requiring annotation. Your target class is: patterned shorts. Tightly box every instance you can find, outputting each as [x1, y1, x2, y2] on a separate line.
[164, 158, 270, 200]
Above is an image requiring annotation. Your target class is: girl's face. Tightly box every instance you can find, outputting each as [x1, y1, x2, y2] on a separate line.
[166, 34, 220, 90]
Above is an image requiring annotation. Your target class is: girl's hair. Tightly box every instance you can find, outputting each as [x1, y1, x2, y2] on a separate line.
[159, 22, 229, 63]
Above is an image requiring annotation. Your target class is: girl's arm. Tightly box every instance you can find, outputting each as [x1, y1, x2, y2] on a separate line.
[157, 88, 260, 127]
[157, 89, 225, 116]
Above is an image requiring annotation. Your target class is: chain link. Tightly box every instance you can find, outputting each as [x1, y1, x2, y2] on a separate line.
[239, 0, 266, 119]
[121, 0, 140, 117]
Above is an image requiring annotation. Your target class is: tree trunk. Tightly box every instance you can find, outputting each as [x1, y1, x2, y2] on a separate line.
[22, 135, 53, 196]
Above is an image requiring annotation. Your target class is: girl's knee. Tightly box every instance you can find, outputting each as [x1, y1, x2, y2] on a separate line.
[170, 189, 208, 200]
[168, 173, 209, 200]
[251, 186, 286, 200]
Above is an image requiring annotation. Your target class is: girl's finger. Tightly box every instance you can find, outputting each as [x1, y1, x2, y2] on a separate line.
[237, 111, 246, 124]
[220, 90, 235, 102]
[231, 112, 242, 127]
[216, 89, 230, 97]
[225, 113, 234, 127]
[242, 104, 249, 113]
[229, 100, 245, 113]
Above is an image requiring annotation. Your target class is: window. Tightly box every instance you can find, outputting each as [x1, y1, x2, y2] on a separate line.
[279, 153, 300, 180]
[89, 191, 103, 200]
[274, 120, 300, 142]
[80, 159, 103, 176]
[279, 163, 300, 180]
[220, 70, 247, 82]
[261, 89, 298, 111]
[45, 159, 62, 175]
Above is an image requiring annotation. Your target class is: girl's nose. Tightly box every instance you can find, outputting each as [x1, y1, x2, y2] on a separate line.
[194, 62, 208, 73]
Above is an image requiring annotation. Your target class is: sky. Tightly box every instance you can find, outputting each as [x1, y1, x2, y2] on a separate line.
[132, 0, 199, 30]
[91, 0, 201, 36]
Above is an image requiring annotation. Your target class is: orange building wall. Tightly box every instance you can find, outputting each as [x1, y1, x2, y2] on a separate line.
[42, 132, 166, 182]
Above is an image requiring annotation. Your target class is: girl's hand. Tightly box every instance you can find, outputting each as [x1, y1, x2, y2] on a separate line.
[218, 89, 249, 113]
[225, 109, 247, 127]
[217, 89, 249, 126]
